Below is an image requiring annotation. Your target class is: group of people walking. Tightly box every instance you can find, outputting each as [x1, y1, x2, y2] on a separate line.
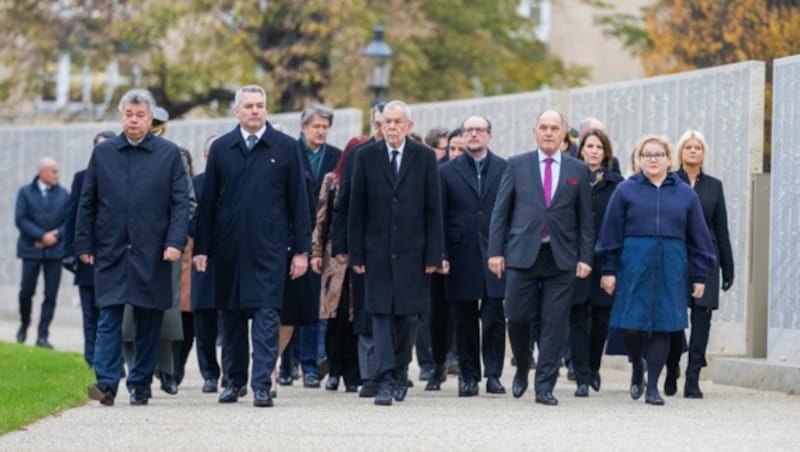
[14, 84, 733, 408]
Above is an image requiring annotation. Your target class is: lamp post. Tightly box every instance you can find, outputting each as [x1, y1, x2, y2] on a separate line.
[362, 25, 393, 106]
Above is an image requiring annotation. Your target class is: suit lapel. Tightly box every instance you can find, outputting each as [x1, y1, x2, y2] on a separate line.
[480, 153, 501, 201]
[375, 141, 395, 186]
[528, 152, 546, 207]
[454, 157, 479, 198]
[394, 143, 416, 189]
[550, 156, 569, 206]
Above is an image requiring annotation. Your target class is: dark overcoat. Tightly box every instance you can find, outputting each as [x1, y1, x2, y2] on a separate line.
[74, 132, 189, 310]
[572, 169, 624, 306]
[189, 172, 214, 310]
[347, 139, 444, 316]
[194, 123, 311, 310]
[15, 176, 69, 261]
[439, 151, 506, 301]
[64, 170, 94, 287]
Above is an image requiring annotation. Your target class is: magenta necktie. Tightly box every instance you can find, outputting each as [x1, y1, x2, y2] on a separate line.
[543, 157, 553, 238]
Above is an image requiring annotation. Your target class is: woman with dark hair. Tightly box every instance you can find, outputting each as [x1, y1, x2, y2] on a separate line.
[596, 135, 715, 406]
[309, 136, 369, 392]
[569, 129, 624, 397]
[664, 130, 734, 399]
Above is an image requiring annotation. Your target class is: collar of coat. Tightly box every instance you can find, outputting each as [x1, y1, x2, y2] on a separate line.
[110, 132, 157, 152]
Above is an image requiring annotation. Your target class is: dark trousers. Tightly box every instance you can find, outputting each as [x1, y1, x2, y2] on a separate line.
[452, 297, 505, 382]
[174, 311, 194, 381]
[78, 286, 99, 367]
[95, 304, 163, 395]
[221, 308, 279, 391]
[325, 282, 360, 387]
[19, 258, 62, 340]
[372, 314, 416, 385]
[428, 274, 452, 367]
[194, 308, 221, 381]
[505, 245, 576, 392]
[569, 304, 611, 385]
[666, 307, 713, 380]
[280, 333, 301, 377]
[414, 304, 434, 371]
[300, 321, 321, 375]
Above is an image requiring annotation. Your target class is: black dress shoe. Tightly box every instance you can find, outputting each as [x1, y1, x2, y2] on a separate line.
[630, 382, 644, 400]
[574, 384, 589, 397]
[88, 383, 114, 406]
[645, 391, 665, 405]
[130, 388, 149, 405]
[425, 378, 441, 391]
[486, 376, 506, 394]
[589, 372, 602, 392]
[253, 388, 274, 407]
[144, 386, 153, 399]
[512, 377, 528, 399]
[35, 337, 54, 349]
[345, 385, 358, 393]
[238, 386, 247, 397]
[160, 374, 178, 395]
[202, 379, 218, 393]
[684, 379, 704, 399]
[393, 383, 408, 402]
[374, 386, 393, 406]
[445, 360, 460, 375]
[303, 373, 321, 388]
[218, 385, 242, 403]
[277, 374, 293, 386]
[418, 367, 434, 381]
[16, 325, 27, 344]
[325, 376, 339, 391]
[535, 390, 558, 406]
[359, 380, 378, 398]
[459, 380, 479, 397]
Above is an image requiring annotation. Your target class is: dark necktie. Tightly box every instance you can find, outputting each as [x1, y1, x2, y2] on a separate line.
[543, 157, 553, 239]
[247, 134, 258, 150]
[475, 158, 483, 194]
[390, 150, 399, 175]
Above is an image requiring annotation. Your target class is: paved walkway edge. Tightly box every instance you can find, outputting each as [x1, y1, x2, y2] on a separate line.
[713, 357, 800, 394]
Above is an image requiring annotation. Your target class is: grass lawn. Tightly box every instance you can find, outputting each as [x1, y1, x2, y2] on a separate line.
[0, 341, 93, 435]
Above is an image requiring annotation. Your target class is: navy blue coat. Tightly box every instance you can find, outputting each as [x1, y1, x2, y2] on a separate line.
[194, 123, 312, 311]
[189, 172, 215, 310]
[74, 132, 190, 310]
[440, 151, 506, 301]
[64, 170, 94, 287]
[348, 139, 444, 316]
[15, 176, 69, 261]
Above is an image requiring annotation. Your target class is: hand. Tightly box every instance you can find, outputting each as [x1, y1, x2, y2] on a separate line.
[600, 275, 616, 295]
[290, 253, 309, 280]
[436, 260, 450, 275]
[62, 256, 77, 273]
[335, 253, 348, 265]
[310, 256, 323, 274]
[163, 246, 182, 262]
[425, 265, 437, 274]
[79, 254, 94, 265]
[352, 265, 365, 274]
[488, 256, 505, 279]
[41, 230, 58, 247]
[691, 283, 705, 299]
[34, 240, 45, 249]
[576, 262, 592, 279]
[193, 254, 208, 272]
[722, 277, 733, 292]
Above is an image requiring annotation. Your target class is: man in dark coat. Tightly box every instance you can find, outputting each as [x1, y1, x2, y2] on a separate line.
[331, 102, 384, 397]
[14, 157, 70, 348]
[348, 100, 444, 406]
[193, 85, 311, 408]
[63, 130, 116, 366]
[439, 115, 507, 397]
[77, 89, 189, 406]
[488, 110, 593, 406]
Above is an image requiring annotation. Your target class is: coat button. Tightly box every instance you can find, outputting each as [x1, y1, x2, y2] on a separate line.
[478, 210, 483, 215]
[393, 197, 398, 203]
[391, 253, 396, 259]
[392, 225, 397, 231]
[127, 243, 132, 250]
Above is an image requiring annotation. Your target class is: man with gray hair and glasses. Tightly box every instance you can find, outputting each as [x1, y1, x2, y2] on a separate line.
[77, 89, 189, 406]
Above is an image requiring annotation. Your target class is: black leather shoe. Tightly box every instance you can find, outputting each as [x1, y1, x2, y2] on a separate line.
[425, 378, 441, 391]
[218, 385, 242, 403]
[202, 379, 218, 393]
[684, 379, 704, 399]
[445, 360, 460, 375]
[418, 367, 434, 381]
[35, 337, 54, 349]
[645, 391, 665, 405]
[459, 380, 479, 397]
[535, 390, 558, 406]
[393, 382, 408, 402]
[253, 388, 274, 407]
[238, 386, 247, 397]
[590, 372, 602, 392]
[277, 374, 293, 386]
[220, 376, 229, 388]
[512, 377, 528, 399]
[88, 383, 114, 406]
[130, 388, 149, 405]
[486, 376, 506, 394]
[303, 373, 321, 388]
[160, 374, 178, 395]
[630, 382, 644, 400]
[144, 386, 152, 399]
[574, 384, 589, 397]
[16, 325, 27, 344]
[359, 380, 378, 398]
[345, 385, 358, 393]
[325, 376, 339, 391]
[374, 385, 393, 406]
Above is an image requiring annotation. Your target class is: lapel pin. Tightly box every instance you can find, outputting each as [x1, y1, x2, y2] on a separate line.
[270, 158, 276, 164]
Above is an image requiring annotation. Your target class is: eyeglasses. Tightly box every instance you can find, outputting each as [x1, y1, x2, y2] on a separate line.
[383, 118, 407, 126]
[463, 127, 489, 134]
[640, 153, 667, 161]
[449, 147, 466, 153]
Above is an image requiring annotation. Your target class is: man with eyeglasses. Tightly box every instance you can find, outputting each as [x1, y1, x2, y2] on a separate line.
[438, 116, 508, 397]
[348, 100, 444, 406]
[488, 110, 593, 406]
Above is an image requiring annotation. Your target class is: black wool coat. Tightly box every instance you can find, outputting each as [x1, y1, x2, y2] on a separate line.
[194, 123, 312, 311]
[74, 132, 189, 310]
[64, 169, 94, 287]
[348, 139, 444, 316]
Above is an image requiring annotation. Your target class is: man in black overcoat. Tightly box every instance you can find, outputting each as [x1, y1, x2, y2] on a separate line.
[77, 89, 189, 406]
[193, 85, 311, 408]
[439, 115, 508, 396]
[348, 100, 444, 406]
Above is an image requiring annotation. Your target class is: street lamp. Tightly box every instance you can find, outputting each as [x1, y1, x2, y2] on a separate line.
[362, 25, 393, 106]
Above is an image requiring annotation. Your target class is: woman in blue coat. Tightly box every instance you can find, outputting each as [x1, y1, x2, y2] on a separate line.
[569, 129, 624, 397]
[596, 135, 715, 405]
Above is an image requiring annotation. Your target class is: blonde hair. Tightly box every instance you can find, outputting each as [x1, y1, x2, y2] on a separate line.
[634, 134, 674, 171]
[676, 129, 708, 169]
